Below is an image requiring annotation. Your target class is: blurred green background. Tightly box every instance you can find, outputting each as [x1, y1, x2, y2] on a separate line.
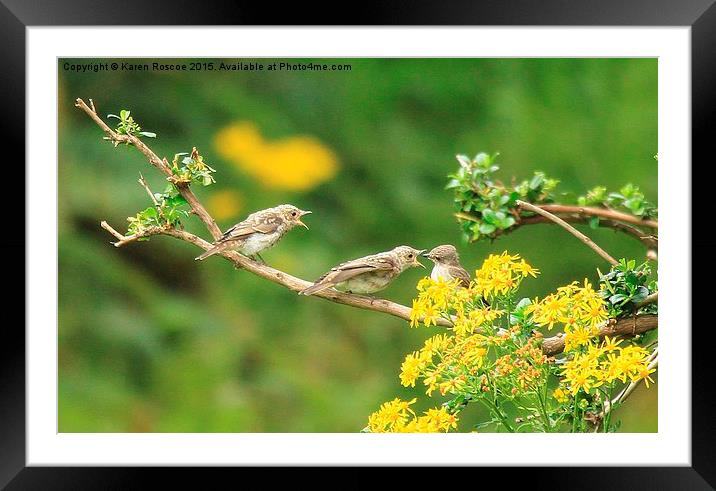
[58, 58, 657, 432]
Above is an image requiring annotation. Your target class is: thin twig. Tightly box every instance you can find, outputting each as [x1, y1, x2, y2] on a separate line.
[516, 200, 618, 266]
[511, 214, 658, 250]
[537, 204, 658, 229]
[138, 173, 160, 207]
[99, 220, 125, 241]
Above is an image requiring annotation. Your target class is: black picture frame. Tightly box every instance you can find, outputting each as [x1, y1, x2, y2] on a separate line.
[5, 0, 712, 486]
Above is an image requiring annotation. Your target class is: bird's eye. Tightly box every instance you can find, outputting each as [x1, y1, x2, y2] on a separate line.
[408, 254, 413, 259]
[291, 211, 297, 217]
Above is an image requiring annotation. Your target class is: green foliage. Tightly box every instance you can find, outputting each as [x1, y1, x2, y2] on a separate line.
[598, 259, 657, 317]
[448, 152, 558, 242]
[450, 152, 658, 244]
[126, 185, 189, 237]
[171, 147, 216, 186]
[577, 183, 657, 218]
[107, 109, 157, 139]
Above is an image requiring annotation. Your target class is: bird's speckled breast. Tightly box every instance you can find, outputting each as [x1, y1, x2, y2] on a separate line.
[236, 227, 288, 255]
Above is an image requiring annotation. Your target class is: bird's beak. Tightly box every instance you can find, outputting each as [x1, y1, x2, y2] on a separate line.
[415, 250, 427, 268]
[297, 210, 312, 230]
[422, 250, 434, 260]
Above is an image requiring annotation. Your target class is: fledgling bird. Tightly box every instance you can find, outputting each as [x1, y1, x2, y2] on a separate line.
[299, 245, 426, 296]
[195, 204, 311, 261]
[423, 244, 471, 288]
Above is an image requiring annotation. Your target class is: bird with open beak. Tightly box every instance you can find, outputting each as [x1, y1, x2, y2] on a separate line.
[195, 204, 311, 262]
[299, 245, 425, 296]
[423, 244, 471, 288]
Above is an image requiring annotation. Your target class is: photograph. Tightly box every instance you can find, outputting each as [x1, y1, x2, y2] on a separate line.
[58, 57, 658, 434]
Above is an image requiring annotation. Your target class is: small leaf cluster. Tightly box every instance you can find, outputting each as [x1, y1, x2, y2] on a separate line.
[171, 147, 216, 186]
[577, 183, 657, 219]
[598, 259, 656, 317]
[127, 185, 189, 238]
[107, 110, 157, 139]
[447, 153, 559, 242]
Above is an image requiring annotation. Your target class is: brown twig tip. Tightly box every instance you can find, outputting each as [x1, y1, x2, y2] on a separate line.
[516, 200, 618, 266]
[100, 220, 125, 241]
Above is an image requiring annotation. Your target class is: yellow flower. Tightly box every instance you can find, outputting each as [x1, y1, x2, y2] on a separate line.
[423, 370, 441, 396]
[513, 260, 540, 278]
[399, 351, 425, 388]
[553, 387, 569, 403]
[411, 407, 459, 432]
[631, 364, 656, 387]
[214, 122, 338, 191]
[438, 377, 467, 396]
[579, 298, 609, 327]
[366, 398, 417, 433]
[422, 333, 450, 357]
[564, 325, 598, 352]
[532, 293, 570, 330]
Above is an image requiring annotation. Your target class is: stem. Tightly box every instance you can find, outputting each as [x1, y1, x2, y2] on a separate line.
[478, 397, 515, 433]
[516, 200, 618, 266]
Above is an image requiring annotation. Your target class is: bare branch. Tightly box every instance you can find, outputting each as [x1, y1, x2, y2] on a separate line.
[516, 200, 618, 266]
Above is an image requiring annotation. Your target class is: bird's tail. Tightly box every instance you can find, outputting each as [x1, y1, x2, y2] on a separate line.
[195, 243, 226, 261]
[299, 282, 333, 296]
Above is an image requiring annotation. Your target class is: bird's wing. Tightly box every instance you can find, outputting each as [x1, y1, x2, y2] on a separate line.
[319, 255, 397, 285]
[450, 265, 472, 288]
[219, 217, 280, 242]
[300, 254, 397, 295]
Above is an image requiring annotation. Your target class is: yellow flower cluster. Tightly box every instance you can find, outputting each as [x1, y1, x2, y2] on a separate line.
[214, 122, 338, 191]
[526, 280, 609, 351]
[400, 331, 492, 396]
[409, 277, 464, 327]
[366, 398, 458, 433]
[474, 252, 539, 298]
[560, 337, 655, 395]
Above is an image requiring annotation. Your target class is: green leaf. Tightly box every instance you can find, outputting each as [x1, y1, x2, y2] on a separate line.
[456, 154, 472, 168]
[609, 294, 627, 304]
[474, 152, 490, 166]
[120, 109, 130, 120]
[479, 222, 496, 235]
[515, 297, 532, 310]
[139, 131, 157, 138]
[445, 178, 461, 190]
[589, 217, 600, 229]
[481, 209, 497, 224]
[500, 215, 516, 229]
[529, 173, 544, 190]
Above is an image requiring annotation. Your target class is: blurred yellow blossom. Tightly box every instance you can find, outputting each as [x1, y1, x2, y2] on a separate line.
[214, 122, 338, 191]
[206, 189, 244, 222]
